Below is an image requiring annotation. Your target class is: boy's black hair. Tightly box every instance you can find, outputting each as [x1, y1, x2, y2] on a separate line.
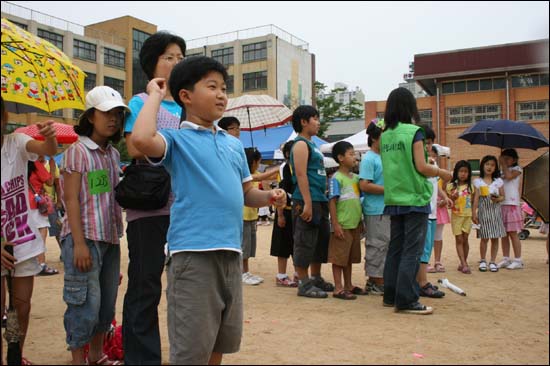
[218, 116, 240, 131]
[169, 56, 229, 108]
[139, 31, 187, 80]
[244, 147, 262, 172]
[479, 155, 501, 180]
[332, 141, 354, 163]
[501, 148, 519, 166]
[431, 145, 439, 154]
[419, 124, 436, 141]
[282, 140, 295, 160]
[366, 122, 382, 147]
[74, 108, 123, 144]
[451, 160, 472, 190]
[291, 105, 319, 133]
[384, 87, 420, 130]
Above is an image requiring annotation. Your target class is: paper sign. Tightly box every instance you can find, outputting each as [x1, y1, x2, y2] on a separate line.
[88, 170, 111, 195]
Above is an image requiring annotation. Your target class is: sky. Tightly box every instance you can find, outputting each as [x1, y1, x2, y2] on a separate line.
[6, 1, 550, 101]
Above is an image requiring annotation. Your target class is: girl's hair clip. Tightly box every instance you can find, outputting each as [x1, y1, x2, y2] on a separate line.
[371, 118, 385, 129]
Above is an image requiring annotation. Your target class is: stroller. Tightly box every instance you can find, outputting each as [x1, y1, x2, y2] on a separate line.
[519, 202, 541, 240]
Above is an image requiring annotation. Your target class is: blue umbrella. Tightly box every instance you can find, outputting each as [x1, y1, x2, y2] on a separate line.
[458, 119, 549, 150]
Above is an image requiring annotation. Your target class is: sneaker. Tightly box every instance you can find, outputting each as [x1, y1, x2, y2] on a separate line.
[249, 273, 264, 283]
[505, 260, 524, 270]
[478, 260, 488, 272]
[276, 276, 298, 287]
[497, 258, 512, 269]
[366, 281, 384, 296]
[242, 272, 261, 285]
[311, 276, 335, 292]
[489, 262, 499, 272]
[396, 302, 433, 315]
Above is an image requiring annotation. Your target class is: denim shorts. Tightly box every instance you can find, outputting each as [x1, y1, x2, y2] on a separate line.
[61, 234, 120, 350]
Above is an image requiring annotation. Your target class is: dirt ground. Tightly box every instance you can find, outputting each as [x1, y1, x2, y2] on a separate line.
[2, 221, 549, 365]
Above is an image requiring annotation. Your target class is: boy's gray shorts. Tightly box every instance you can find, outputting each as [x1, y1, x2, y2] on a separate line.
[242, 220, 257, 260]
[364, 215, 391, 278]
[167, 251, 243, 364]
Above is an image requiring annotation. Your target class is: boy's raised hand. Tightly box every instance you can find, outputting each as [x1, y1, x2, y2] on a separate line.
[147, 77, 167, 99]
[269, 189, 287, 208]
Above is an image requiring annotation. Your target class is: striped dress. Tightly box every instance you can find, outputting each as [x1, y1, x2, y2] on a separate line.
[474, 178, 506, 239]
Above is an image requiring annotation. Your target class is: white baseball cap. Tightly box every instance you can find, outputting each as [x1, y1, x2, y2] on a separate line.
[85, 86, 130, 112]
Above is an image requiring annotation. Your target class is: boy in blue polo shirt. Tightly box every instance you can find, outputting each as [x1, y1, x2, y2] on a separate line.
[131, 56, 287, 365]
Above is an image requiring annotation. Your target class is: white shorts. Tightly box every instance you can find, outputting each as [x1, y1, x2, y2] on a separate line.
[1, 255, 41, 277]
[29, 209, 50, 229]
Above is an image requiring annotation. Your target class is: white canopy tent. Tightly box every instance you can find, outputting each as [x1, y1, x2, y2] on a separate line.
[320, 129, 369, 154]
[273, 131, 339, 168]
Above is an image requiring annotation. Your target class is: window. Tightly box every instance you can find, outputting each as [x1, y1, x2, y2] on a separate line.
[516, 100, 549, 121]
[10, 21, 27, 30]
[73, 109, 83, 120]
[73, 39, 96, 61]
[493, 78, 506, 90]
[442, 77, 508, 94]
[243, 41, 267, 63]
[38, 109, 64, 118]
[467, 80, 479, 92]
[37, 29, 63, 50]
[104, 76, 124, 97]
[104, 48, 125, 68]
[132, 29, 151, 95]
[511, 73, 549, 88]
[84, 72, 96, 91]
[211, 47, 234, 66]
[447, 104, 502, 125]
[243, 71, 267, 91]
[468, 159, 480, 174]
[418, 109, 433, 127]
[226, 75, 234, 94]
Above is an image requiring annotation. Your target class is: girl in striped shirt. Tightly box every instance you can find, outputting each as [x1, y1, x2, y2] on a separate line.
[61, 86, 129, 365]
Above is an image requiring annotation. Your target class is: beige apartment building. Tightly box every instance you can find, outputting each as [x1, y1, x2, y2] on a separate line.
[186, 25, 315, 109]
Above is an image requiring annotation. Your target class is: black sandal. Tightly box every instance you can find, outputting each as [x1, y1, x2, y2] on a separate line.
[37, 264, 59, 276]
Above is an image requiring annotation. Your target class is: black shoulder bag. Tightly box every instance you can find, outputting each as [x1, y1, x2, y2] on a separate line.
[114, 160, 171, 210]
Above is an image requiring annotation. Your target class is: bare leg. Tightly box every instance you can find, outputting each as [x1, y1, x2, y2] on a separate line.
[87, 332, 106, 364]
[490, 238, 499, 263]
[462, 232, 470, 265]
[277, 257, 288, 275]
[416, 263, 428, 288]
[501, 235, 511, 258]
[12, 276, 34, 350]
[480, 238, 488, 261]
[71, 347, 87, 365]
[1, 275, 5, 363]
[310, 262, 322, 278]
[332, 264, 344, 293]
[509, 231, 522, 258]
[242, 258, 249, 274]
[342, 264, 353, 291]
[209, 352, 223, 365]
[296, 266, 309, 282]
[455, 235, 466, 267]
[37, 227, 48, 266]
[434, 239, 443, 264]
[369, 276, 384, 285]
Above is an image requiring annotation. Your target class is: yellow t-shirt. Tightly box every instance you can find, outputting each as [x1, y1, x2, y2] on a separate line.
[446, 182, 473, 217]
[43, 161, 60, 201]
[243, 178, 259, 221]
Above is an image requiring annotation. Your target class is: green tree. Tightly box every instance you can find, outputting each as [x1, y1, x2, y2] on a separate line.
[343, 97, 364, 120]
[314, 81, 343, 138]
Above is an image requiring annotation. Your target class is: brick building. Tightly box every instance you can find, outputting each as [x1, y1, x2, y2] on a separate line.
[365, 39, 549, 169]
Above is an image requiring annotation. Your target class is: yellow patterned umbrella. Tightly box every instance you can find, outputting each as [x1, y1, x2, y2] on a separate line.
[1, 17, 85, 112]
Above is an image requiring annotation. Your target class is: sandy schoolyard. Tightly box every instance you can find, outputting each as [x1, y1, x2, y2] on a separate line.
[3, 222, 549, 365]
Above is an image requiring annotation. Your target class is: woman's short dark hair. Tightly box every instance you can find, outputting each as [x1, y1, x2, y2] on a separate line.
[366, 122, 382, 147]
[244, 147, 262, 171]
[384, 87, 420, 130]
[291, 105, 319, 133]
[139, 31, 187, 80]
[74, 108, 122, 144]
[218, 116, 240, 130]
[169, 56, 228, 109]
[282, 140, 295, 160]
[501, 148, 519, 166]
